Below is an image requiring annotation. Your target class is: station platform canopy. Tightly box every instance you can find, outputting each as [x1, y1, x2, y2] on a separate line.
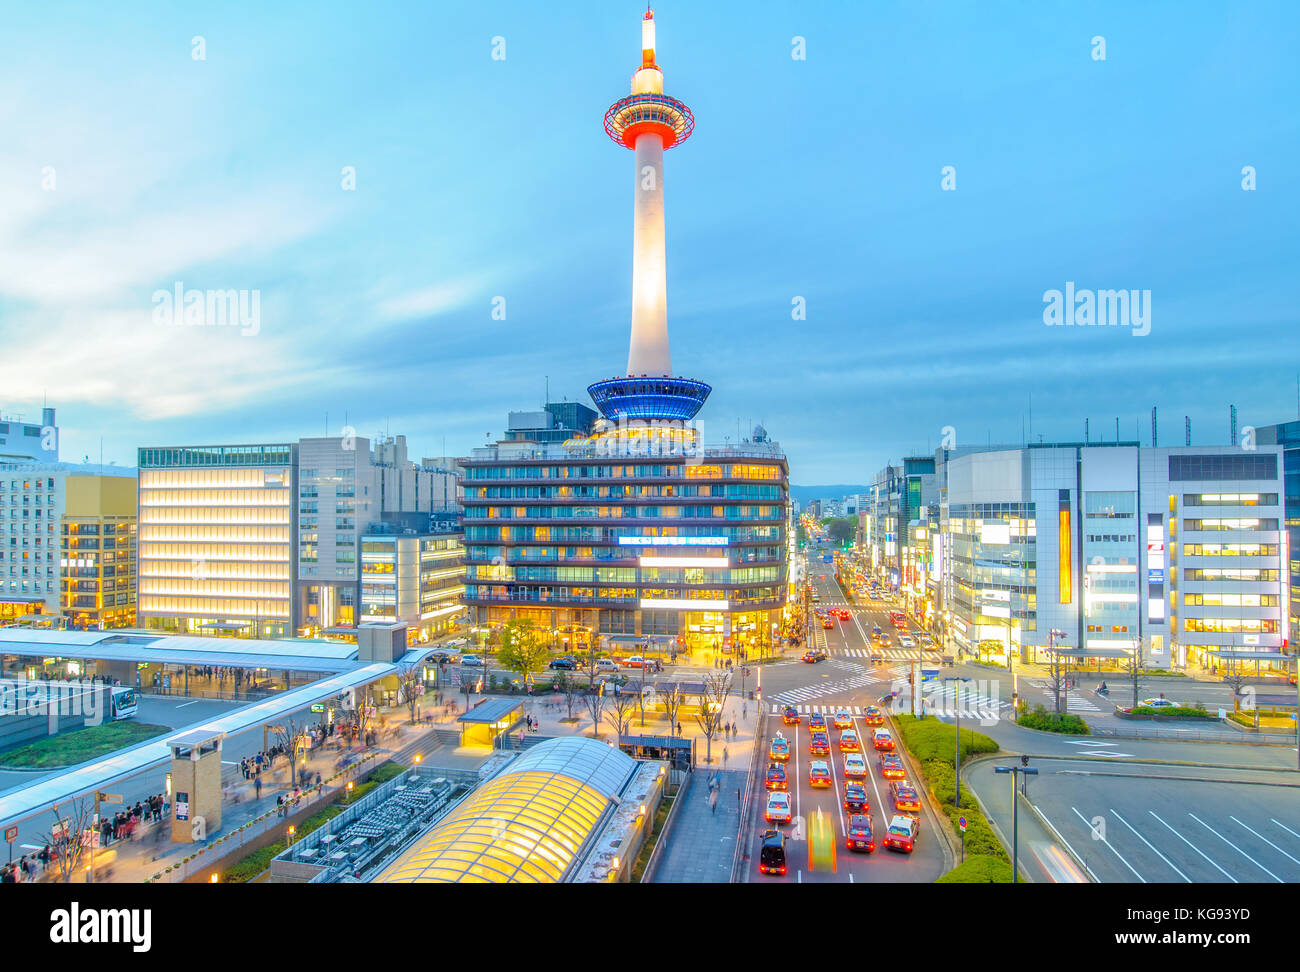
[1202, 648, 1291, 661]
[0, 662, 395, 829]
[0, 629, 360, 674]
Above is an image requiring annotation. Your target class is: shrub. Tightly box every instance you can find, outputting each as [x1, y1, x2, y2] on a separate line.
[937, 854, 1013, 883]
[892, 715, 999, 766]
[1017, 704, 1090, 734]
[1127, 705, 1212, 718]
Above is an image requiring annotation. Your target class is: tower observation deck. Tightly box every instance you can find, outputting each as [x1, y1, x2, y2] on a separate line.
[587, 9, 711, 425]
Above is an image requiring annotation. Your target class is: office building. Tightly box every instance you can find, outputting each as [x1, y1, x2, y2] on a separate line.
[360, 522, 464, 643]
[0, 407, 59, 463]
[1255, 420, 1300, 646]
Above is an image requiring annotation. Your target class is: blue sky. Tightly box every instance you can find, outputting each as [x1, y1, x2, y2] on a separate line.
[1, 1, 1297, 482]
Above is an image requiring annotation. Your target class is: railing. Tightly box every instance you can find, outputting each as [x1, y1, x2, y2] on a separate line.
[641, 766, 692, 883]
[730, 710, 767, 883]
[1090, 724, 1297, 745]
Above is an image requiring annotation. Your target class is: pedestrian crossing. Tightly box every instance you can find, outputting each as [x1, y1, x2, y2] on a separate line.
[835, 648, 938, 662]
[919, 683, 1011, 715]
[768, 674, 885, 705]
[1066, 691, 1102, 713]
[769, 702, 875, 716]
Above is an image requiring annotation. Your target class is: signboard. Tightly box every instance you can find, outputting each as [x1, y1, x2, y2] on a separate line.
[175, 793, 189, 821]
[959, 817, 967, 833]
[99, 792, 123, 804]
[1147, 569, 1165, 584]
[310, 703, 325, 712]
[4, 825, 16, 843]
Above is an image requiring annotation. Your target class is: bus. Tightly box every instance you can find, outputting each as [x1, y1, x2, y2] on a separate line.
[888, 611, 906, 627]
[108, 687, 138, 720]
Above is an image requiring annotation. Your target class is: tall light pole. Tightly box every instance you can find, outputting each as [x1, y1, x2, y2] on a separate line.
[994, 759, 1038, 883]
[942, 676, 971, 807]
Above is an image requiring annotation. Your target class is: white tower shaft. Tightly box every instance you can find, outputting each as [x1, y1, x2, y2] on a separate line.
[628, 131, 671, 376]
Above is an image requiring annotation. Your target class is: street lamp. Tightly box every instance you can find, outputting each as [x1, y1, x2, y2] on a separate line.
[993, 758, 1038, 883]
[942, 676, 971, 807]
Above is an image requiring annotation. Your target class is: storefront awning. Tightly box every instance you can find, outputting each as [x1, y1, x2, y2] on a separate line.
[1044, 647, 1132, 658]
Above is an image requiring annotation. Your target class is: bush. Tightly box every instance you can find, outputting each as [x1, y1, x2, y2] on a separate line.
[937, 854, 1013, 883]
[1127, 705, 1212, 718]
[892, 715, 999, 766]
[1017, 704, 1090, 734]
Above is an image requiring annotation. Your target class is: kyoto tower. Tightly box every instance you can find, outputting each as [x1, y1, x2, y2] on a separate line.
[587, 8, 711, 424]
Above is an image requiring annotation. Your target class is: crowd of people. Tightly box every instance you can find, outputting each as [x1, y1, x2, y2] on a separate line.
[98, 794, 167, 846]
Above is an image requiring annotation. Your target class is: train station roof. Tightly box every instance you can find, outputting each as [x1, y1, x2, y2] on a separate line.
[375, 736, 637, 883]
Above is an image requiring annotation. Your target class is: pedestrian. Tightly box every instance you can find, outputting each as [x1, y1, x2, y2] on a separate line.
[254, 776, 262, 799]
[709, 788, 718, 815]
[742, 702, 748, 719]
[723, 745, 729, 767]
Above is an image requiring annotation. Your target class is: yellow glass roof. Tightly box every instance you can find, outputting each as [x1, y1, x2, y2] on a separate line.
[376, 737, 636, 883]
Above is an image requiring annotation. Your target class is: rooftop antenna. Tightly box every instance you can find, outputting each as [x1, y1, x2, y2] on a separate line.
[1115, 416, 1119, 443]
[1151, 406, 1158, 447]
[1085, 417, 1089, 444]
[1185, 415, 1191, 446]
[1229, 404, 1237, 446]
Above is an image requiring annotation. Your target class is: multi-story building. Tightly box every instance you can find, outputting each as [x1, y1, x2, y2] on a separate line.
[865, 457, 938, 589]
[1255, 420, 1299, 646]
[360, 521, 464, 643]
[60, 473, 138, 629]
[936, 442, 1288, 672]
[137, 444, 298, 639]
[0, 459, 136, 625]
[139, 436, 459, 639]
[0, 407, 59, 462]
[460, 435, 789, 655]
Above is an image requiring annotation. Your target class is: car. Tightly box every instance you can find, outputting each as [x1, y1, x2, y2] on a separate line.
[899, 635, 915, 648]
[1139, 697, 1177, 709]
[758, 830, 788, 875]
[769, 733, 791, 762]
[832, 710, 853, 729]
[879, 753, 906, 780]
[547, 656, 577, 670]
[459, 653, 483, 666]
[822, 619, 834, 630]
[871, 625, 883, 640]
[883, 814, 918, 853]
[919, 633, 936, 647]
[765, 763, 789, 791]
[594, 658, 619, 673]
[782, 705, 800, 725]
[834, 609, 850, 620]
[765, 791, 792, 824]
[808, 760, 833, 787]
[862, 706, 885, 727]
[846, 813, 876, 853]
[843, 754, 867, 778]
[872, 728, 895, 751]
[429, 648, 461, 663]
[892, 781, 922, 813]
[809, 731, 831, 756]
[838, 729, 860, 752]
[802, 650, 823, 664]
[842, 783, 870, 814]
[808, 713, 827, 731]
[622, 655, 645, 668]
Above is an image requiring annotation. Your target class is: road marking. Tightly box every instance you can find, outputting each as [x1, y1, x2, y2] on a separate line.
[1147, 810, 1236, 882]
[1066, 740, 1113, 746]
[1035, 808, 1099, 882]
[1072, 806, 1145, 882]
[1075, 751, 1133, 758]
[175, 699, 199, 708]
[1109, 809, 1190, 882]
[1228, 817, 1300, 867]
[1269, 818, 1300, 843]
[1187, 812, 1282, 883]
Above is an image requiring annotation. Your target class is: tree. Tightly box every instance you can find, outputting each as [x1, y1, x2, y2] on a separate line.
[1046, 648, 1068, 715]
[603, 692, 638, 748]
[496, 619, 552, 689]
[661, 682, 685, 736]
[583, 681, 608, 739]
[694, 670, 732, 764]
[397, 664, 425, 725]
[822, 517, 856, 546]
[1222, 657, 1251, 714]
[50, 796, 94, 883]
[555, 672, 581, 721]
[274, 716, 308, 785]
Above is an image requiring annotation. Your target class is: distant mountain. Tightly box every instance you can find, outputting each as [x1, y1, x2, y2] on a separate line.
[789, 485, 870, 507]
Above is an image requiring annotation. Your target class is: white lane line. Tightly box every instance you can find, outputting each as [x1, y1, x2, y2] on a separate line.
[1035, 808, 1100, 882]
[1269, 818, 1300, 843]
[1229, 817, 1300, 867]
[1109, 809, 1190, 883]
[1072, 806, 1145, 882]
[1187, 813, 1282, 883]
[175, 699, 199, 708]
[1148, 810, 1236, 883]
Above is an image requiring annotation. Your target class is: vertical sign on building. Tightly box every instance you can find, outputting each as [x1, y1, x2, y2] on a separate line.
[1058, 490, 1072, 604]
[1146, 513, 1166, 622]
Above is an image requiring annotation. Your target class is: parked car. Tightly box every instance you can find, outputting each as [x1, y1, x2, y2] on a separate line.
[548, 656, 577, 670]
[594, 658, 619, 673]
[459, 653, 483, 667]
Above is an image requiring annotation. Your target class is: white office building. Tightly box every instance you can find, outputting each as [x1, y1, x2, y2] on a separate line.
[938, 443, 1287, 673]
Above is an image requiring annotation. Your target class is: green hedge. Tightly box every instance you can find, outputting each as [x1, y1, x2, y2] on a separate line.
[1127, 705, 1212, 719]
[1017, 704, 1090, 734]
[891, 714, 999, 764]
[937, 854, 1013, 883]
